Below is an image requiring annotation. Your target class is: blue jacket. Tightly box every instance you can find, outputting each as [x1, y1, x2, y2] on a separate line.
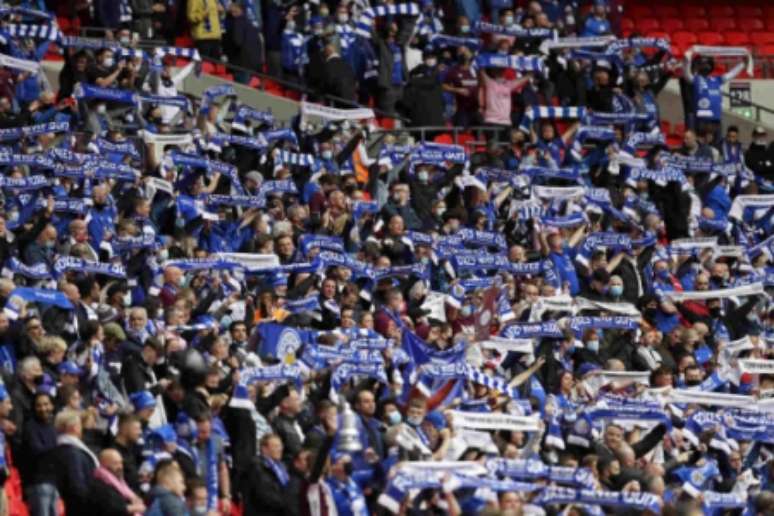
[146, 486, 190, 516]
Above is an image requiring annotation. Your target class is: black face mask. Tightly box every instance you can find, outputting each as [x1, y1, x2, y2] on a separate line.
[343, 462, 354, 476]
[685, 379, 701, 387]
[33, 374, 44, 385]
[709, 306, 722, 318]
[162, 78, 173, 87]
[711, 275, 726, 286]
[644, 308, 658, 321]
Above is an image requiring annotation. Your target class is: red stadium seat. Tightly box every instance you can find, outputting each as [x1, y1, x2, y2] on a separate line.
[738, 19, 765, 32]
[646, 30, 670, 42]
[710, 18, 737, 32]
[684, 19, 710, 32]
[698, 32, 725, 46]
[660, 120, 671, 135]
[658, 6, 680, 18]
[636, 18, 660, 33]
[724, 32, 750, 46]
[621, 18, 635, 32]
[679, 6, 706, 19]
[660, 18, 684, 33]
[708, 6, 735, 18]
[751, 32, 774, 46]
[737, 6, 763, 19]
[628, 6, 653, 18]
[672, 31, 699, 49]
[757, 45, 774, 56]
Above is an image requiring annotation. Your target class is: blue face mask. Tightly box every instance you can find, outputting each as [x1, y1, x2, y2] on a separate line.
[609, 285, 623, 297]
[387, 411, 402, 425]
[460, 305, 473, 318]
[657, 269, 670, 281]
[586, 340, 599, 353]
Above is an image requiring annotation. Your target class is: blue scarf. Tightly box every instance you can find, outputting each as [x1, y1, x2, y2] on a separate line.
[411, 142, 466, 165]
[285, 295, 321, 315]
[200, 84, 235, 113]
[352, 200, 380, 221]
[519, 106, 586, 132]
[542, 212, 587, 228]
[203, 194, 265, 209]
[536, 487, 661, 513]
[259, 179, 297, 196]
[605, 37, 671, 55]
[373, 263, 429, 281]
[53, 256, 126, 279]
[0, 175, 49, 190]
[3, 257, 49, 280]
[261, 129, 298, 146]
[231, 105, 274, 132]
[241, 364, 302, 384]
[208, 133, 267, 152]
[73, 83, 136, 104]
[262, 456, 288, 486]
[458, 228, 507, 250]
[4, 287, 73, 319]
[474, 21, 553, 39]
[330, 362, 388, 400]
[568, 316, 639, 332]
[354, 3, 421, 38]
[0, 121, 68, 141]
[92, 137, 140, 159]
[501, 322, 562, 339]
[111, 234, 158, 253]
[475, 53, 544, 73]
[300, 234, 344, 255]
[429, 33, 480, 51]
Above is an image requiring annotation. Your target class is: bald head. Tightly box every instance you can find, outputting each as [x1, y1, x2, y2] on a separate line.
[99, 448, 124, 478]
[163, 266, 183, 285]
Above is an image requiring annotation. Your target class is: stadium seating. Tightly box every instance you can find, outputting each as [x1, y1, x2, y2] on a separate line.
[623, 0, 774, 77]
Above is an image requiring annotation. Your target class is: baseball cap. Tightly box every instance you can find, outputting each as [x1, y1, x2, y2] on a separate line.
[753, 126, 767, 136]
[130, 390, 157, 412]
[58, 361, 82, 376]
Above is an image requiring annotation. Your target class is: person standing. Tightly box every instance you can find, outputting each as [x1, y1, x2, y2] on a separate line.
[187, 0, 223, 60]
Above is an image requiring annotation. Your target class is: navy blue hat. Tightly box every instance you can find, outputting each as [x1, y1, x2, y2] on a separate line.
[578, 362, 602, 377]
[58, 361, 82, 376]
[148, 424, 177, 445]
[130, 390, 156, 412]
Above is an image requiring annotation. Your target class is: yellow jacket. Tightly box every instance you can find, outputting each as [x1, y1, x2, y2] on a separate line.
[187, 0, 222, 41]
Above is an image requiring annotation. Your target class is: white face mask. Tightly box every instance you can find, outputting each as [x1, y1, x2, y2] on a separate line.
[586, 340, 599, 353]
[322, 150, 333, 160]
[460, 25, 470, 34]
[337, 13, 348, 23]
[425, 58, 437, 68]
[102, 57, 114, 68]
[96, 104, 107, 115]
[123, 293, 132, 307]
[286, 21, 295, 31]
[504, 15, 514, 25]
[417, 170, 429, 182]
[119, 36, 131, 45]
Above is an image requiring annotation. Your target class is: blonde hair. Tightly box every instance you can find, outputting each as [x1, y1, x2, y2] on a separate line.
[38, 335, 67, 356]
[54, 409, 82, 433]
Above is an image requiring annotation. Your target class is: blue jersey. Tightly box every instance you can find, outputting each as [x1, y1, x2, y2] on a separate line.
[549, 249, 580, 295]
[693, 75, 724, 121]
[281, 30, 307, 74]
[581, 16, 610, 37]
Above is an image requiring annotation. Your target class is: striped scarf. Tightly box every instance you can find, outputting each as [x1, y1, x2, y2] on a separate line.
[354, 3, 420, 38]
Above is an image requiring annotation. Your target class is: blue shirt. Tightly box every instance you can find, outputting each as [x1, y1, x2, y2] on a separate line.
[327, 477, 368, 516]
[389, 42, 404, 86]
[693, 75, 724, 121]
[582, 16, 610, 37]
[549, 248, 580, 295]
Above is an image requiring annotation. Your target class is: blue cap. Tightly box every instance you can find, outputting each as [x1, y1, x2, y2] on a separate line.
[578, 362, 602, 377]
[148, 424, 177, 445]
[58, 361, 82, 376]
[129, 390, 156, 412]
[425, 411, 446, 430]
[175, 411, 198, 441]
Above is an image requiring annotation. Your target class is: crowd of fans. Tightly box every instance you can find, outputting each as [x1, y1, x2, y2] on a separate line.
[0, 1, 769, 516]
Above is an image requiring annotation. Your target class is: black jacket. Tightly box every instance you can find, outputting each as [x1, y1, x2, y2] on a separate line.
[224, 12, 262, 71]
[401, 65, 445, 127]
[18, 418, 57, 485]
[121, 348, 160, 395]
[243, 456, 287, 516]
[90, 476, 131, 516]
[745, 142, 774, 182]
[322, 56, 357, 106]
[273, 413, 303, 464]
[52, 442, 97, 515]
